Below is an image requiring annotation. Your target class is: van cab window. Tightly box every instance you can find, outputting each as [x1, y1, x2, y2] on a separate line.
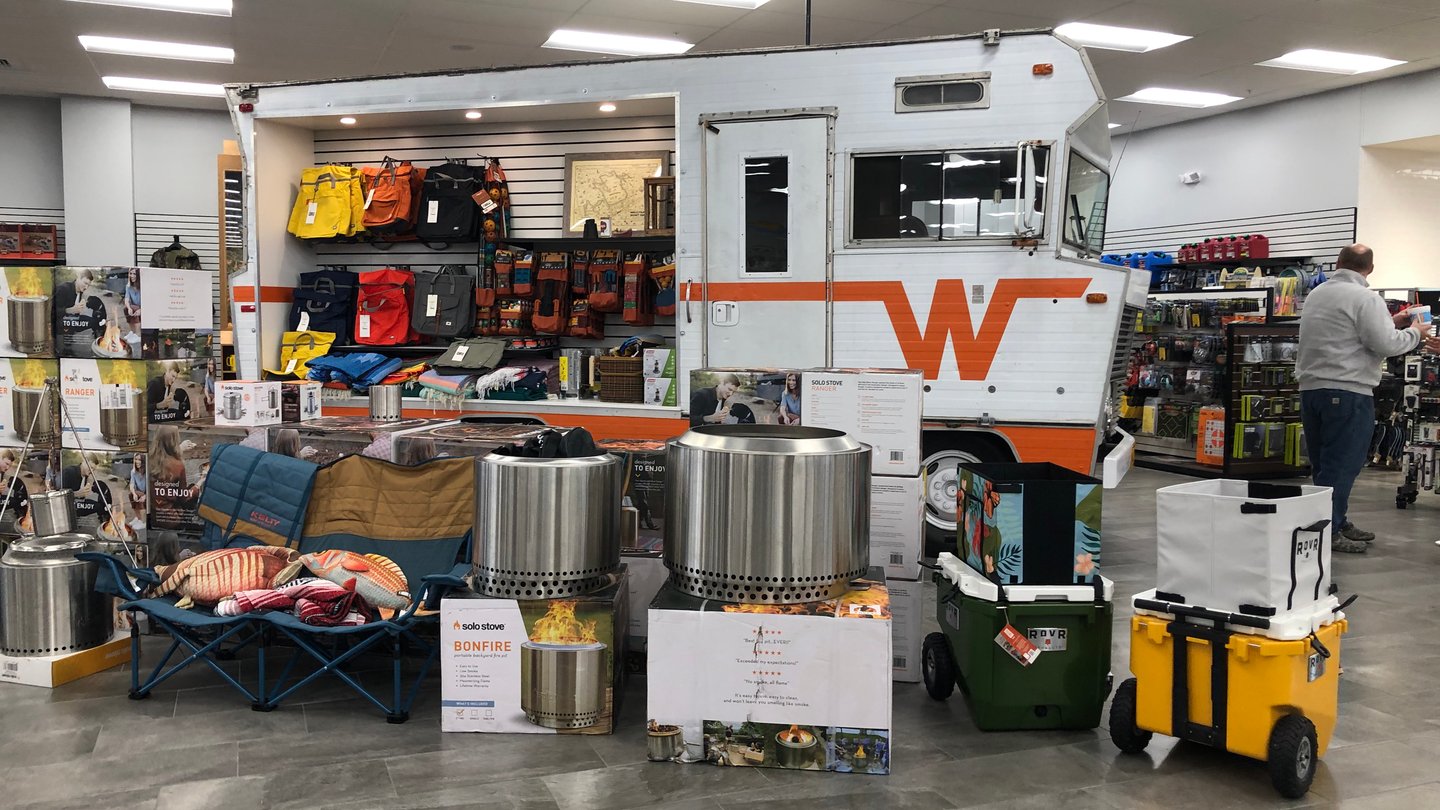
[850, 146, 1049, 242]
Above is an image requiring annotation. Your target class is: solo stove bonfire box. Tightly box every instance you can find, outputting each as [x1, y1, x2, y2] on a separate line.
[149, 418, 265, 535]
[0, 633, 129, 688]
[53, 267, 212, 361]
[647, 571, 893, 774]
[138, 267, 213, 361]
[268, 415, 451, 466]
[0, 359, 60, 449]
[53, 449, 147, 558]
[441, 571, 628, 735]
[0, 265, 56, 358]
[58, 359, 149, 452]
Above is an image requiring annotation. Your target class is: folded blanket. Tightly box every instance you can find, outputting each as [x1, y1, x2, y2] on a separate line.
[214, 576, 376, 626]
[418, 369, 477, 396]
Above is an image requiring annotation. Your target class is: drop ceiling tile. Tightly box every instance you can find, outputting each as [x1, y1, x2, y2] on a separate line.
[549, 12, 723, 43]
[371, 42, 540, 74]
[784, 0, 937, 25]
[575, 0, 749, 27]
[694, 24, 811, 52]
[1082, 0, 1272, 36]
[402, 2, 577, 31]
[877, 7, 1055, 38]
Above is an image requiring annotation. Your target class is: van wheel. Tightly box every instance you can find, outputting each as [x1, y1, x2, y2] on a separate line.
[922, 633, 955, 701]
[1109, 678, 1151, 754]
[1268, 714, 1318, 799]
[922, 432, 1012, 557]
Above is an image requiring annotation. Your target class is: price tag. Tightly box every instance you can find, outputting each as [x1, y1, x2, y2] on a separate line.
[363, 189, 376, 210]
[479, 197, 498, 213]
[452, 345, 469, 362]
[358, 314, 371, 338]
[426, 294, 438, 317]
[426, 200, 440, 224]
[283, 357, 298, 375]
[99, 383, 134, 411]
[297, 312, 311, 332]
[995, 623, 1041, 667]
[304, 201, 317, 225]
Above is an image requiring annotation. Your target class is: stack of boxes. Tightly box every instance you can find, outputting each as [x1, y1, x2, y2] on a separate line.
[643, 347, 677, 407]
[597, 438, 668, 652]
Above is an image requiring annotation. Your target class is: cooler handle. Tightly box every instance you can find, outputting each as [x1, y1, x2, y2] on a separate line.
[1240, 502, 1277, 514]
[1134, 597, 1272, 630]
[1335, 593, 1358, 613]
[1308, 634, 1332, 659]
[1286, 519, 1331, 611]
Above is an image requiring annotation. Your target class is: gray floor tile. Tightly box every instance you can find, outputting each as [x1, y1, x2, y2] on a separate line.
[1336, 782, 1440, 808]
[263, 759, 398, 810]
[155, 776, 266, 810]
[0, 742, 238, 806]
[385, 734, 608, 795]
[15, 788, 160, 810]
[0, 725, 100, 768]
[1309, 739, 1439, 800]
[540, 761, 771, 810]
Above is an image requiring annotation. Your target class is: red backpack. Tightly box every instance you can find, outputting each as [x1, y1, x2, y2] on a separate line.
[532, 252, 571, 334]
[355, 267, 416, 345]
[622, 254, 655, 326]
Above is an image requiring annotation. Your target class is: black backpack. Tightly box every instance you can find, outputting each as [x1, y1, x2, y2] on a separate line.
[411, 265, 476, 340]
[414, 162, 482, 243]
[289, 268, 357, 344]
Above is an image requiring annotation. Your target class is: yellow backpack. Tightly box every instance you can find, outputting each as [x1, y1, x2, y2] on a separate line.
[287, 165, 366, 239]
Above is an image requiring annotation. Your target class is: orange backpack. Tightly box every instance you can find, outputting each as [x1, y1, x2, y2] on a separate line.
[360, 158, 416, 234]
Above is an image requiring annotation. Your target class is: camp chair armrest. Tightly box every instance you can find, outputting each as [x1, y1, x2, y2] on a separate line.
[76, 552, 157, 601]
[417, 563, 472, 611]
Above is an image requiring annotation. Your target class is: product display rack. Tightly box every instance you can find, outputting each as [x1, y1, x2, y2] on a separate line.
[1224, 321, 1307, 478]
[1127, 289, 1271, 478]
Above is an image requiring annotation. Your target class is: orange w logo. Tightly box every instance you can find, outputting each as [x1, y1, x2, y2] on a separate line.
[833, 278, 1091, 380]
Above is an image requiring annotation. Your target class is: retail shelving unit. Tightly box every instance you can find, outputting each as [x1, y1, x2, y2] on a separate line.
[1224, 321, 1307, 479]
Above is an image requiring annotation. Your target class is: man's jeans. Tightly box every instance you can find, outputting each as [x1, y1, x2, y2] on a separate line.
[1299, 389, 1375, 532]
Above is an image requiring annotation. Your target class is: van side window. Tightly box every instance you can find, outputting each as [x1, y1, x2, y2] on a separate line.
[851, 147, 1048, 242]
[744, 157, 789, 273]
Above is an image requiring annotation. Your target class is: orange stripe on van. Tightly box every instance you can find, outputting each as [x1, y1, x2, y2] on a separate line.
[698, 281, 827, 302]
[996, 424, 1097, 475]
[232, 286, 295, 304]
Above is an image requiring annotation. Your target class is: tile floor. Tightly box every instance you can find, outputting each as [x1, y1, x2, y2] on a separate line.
[3, 466, 1438, 809]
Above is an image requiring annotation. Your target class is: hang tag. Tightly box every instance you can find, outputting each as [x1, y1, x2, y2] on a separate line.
[99, 383, 134, 411]
[426, 294, 438, 317]
[358, 314, 372, 338]
[283, 357, 298, 374]
[297, 312, 311, 332]
[995, 624, 1041, 667]
[426, 200, 440, 224]
[363, 189, 376, 210]
[479, 197, 499, 214]
[304, 201, 317, 225]
[452, 345, 469, 362]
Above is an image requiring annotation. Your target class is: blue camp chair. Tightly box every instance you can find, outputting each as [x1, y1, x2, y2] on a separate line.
[245, 453, 475, 722]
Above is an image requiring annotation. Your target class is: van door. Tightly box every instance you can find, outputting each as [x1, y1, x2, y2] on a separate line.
[701, 112, 832, 368]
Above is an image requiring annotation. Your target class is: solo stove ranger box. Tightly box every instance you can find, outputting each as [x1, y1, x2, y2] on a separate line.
[441, 571, 628, 735]
[0, 265, 56, 358]
[597, 439, 666, 555]
[0, 359, 60, 449]
[214, 380, 282, 427]
[281, 381, 323, 423]
[52, 449, 147, 556]
[802, 369, 923, 477]
[886, 579, 924, 683]
[53, 266, 212, 361]
[870, 475, 924, 581]
[59, 359, 149, 452]
[647, 570, 893, 774]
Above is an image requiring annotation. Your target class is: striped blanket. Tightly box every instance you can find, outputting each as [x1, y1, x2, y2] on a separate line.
[213, 577, 376, 626]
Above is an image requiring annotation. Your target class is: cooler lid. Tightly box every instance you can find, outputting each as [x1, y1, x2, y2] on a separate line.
[1, 533, 97, 566]
[936, 552, 1114, 603]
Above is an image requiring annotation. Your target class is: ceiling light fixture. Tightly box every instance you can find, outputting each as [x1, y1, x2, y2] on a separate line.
[65, 0, 232, 17]
[102, 75, 225, 97]
[465, 110, 483, 119]
[339, 117, 357, 125]
[598, 102, 618, 112]
[673, 0, 772, 8]
[1116, 87, 1242, 108]
[1054, 22, 1190, 53]
[79, 35, 234, 63]
[1108, 123, 1122, 129]
[542, 29, 694, 57]
[1257, 48, 1406, 75]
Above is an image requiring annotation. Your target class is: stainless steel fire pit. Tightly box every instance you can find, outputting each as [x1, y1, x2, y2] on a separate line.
[100, 399, 143, 447]
[474, 453, 621, 598]
[774, 725, 820, 768]
[11, 384, 55, 445]
[520, 640, 607, 729]
[6, 296, 52, 355]
[665, 425, 871, 604]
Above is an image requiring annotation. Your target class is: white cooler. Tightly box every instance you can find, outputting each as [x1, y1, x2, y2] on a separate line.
[1156, 480, 1332, 617]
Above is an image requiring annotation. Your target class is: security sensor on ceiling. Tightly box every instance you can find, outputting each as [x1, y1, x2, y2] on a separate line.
[1179, 171, 1203, 185]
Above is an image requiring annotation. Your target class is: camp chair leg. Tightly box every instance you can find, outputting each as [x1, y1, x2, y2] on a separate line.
[128, 619, 148, 700]
[252, 627, 271, 712]
[142, 618, 261, 704]
[387, 634, 406, 724]
[262, 627, 393, 714]
[398, 627, 438, 717]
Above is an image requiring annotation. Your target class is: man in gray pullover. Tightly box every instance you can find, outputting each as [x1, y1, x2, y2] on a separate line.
[1298, 244, 1436, 552]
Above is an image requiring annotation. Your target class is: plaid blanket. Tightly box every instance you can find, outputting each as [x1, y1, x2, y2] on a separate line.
[213, 577, 376, 626]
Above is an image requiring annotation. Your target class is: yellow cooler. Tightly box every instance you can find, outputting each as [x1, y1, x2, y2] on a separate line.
[1110, 600, 1346, 799]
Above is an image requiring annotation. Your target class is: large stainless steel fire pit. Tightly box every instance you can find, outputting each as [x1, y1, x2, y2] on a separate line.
[474, 453, 621, 598]
[100, 398, 143, 447]
[520, 641, 607, 729]
[665, 425, 871, 604]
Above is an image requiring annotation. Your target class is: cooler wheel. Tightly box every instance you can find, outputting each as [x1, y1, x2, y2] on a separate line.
[1108, 678, 1152, 754]
[1267, 714, 1318, 799]
[921, 632, 955, 702]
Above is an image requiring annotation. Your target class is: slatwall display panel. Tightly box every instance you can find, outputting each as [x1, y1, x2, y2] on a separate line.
[1105, 207, 1357, 260]
[134, 212, 222, 332]
[310, 116, 679, 349]
[0, 206, 66, 261]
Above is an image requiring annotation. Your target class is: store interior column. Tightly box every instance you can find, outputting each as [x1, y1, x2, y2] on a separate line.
[60, 96, 135, 266]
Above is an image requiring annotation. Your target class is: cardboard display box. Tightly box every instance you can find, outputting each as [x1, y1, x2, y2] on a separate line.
[281, 381, 323, 423]
[53, 449, 147, 553]
[271, 415, 451, 466]
[214, 380, 281, 427]
[54, 266, 212, 361]
[623, 553, 667, 650]
[149, 418, 265, 534]
[643, 348, 676, 379]
[886, 579, 923, 683]
[688, 368, 789, 427]
[390, 420, 556, 465]
[0, 265, 56, 358]
[598, 439, 666, 554]
[139, 266, 214, 360]
[442, 571, 629, 735]
[644, 377, 676, 407]
[59, 359, 148, 452]
[0, 449, 52, 538]
[0, 633, 129, 688]
[870, 475, 924, 581]
[0, 360, 60, 449]
[648, 570, 893, 775]
[801, 369, 923, 477]
[146, 358, 214, 428]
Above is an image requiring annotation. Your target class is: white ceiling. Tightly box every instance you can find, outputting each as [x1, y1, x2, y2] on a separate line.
[2, 0, 1438, 131]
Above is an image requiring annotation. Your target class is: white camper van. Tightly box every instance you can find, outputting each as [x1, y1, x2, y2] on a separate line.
[228, 29, 1142, 548]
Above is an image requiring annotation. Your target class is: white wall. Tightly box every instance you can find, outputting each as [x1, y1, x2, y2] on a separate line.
[61, 96, 135, 265]
[1357, 146, 1440, 289]
[0, 96, 63, 210]
[131, 105, 234, 216]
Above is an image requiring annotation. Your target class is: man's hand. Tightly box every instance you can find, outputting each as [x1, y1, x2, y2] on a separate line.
[1416, 319, 1435, 340]
[1394, 309, 1416, 328]
[1425, 336, 1440, 354]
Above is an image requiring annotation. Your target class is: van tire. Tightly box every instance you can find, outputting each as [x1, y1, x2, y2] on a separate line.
[922, 431, 1013, 557]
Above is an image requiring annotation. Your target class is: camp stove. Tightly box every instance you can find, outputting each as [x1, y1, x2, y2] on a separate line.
[221, 390, 244, 421]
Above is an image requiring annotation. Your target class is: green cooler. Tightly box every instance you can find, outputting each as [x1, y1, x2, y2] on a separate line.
[923, 553, 1113, 731]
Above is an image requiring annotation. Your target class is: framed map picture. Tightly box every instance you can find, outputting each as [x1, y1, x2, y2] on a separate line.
[563, 151, 669, 235]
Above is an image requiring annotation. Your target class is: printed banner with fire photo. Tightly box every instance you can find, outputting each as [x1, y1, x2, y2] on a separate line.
[59, 359, 149, 452]
[0, 265, 56, 358]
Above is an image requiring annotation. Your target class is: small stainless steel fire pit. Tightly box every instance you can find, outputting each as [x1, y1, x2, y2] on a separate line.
[774, 725, 819, 768]
[100, 399, 143, 447]
[11, 384, 55, 445]
[520, 641, 607, 729]
[6, 296, 52, 355]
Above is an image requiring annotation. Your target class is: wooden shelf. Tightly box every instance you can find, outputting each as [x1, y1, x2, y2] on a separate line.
[501, 236, 675, 252]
